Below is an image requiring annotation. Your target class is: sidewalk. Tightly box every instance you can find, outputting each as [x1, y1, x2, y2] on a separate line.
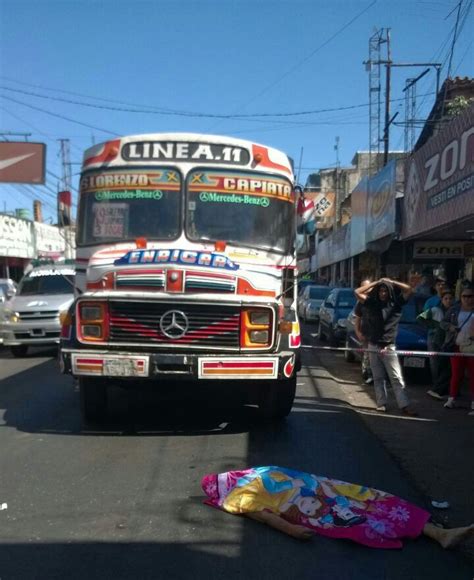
[311, 346, 474, 560]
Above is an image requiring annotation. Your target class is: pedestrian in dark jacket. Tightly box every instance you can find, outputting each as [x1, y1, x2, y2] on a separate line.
[354, 278, 417, 415]
[417, 289, 454, 400]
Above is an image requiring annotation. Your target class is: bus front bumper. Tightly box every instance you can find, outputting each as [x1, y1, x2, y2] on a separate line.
[60, 349, 297, 381]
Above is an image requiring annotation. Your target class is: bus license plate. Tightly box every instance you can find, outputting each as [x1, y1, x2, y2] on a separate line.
[403, 357, 425, 368]
[103, 358, 144, 377]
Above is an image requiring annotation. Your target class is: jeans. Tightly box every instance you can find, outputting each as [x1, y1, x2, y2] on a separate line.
[368, 343, 410, 409]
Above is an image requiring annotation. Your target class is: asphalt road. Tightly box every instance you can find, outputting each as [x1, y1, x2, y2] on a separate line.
[0, 342, 472, 580]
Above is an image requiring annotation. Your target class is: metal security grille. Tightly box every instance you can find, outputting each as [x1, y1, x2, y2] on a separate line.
[108, 301, 241, 349]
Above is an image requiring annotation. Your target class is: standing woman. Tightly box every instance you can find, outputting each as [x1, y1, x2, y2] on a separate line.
[417, 289, 454, 400]
[354, 278, 417, 415]
[443, 286, 474, 415]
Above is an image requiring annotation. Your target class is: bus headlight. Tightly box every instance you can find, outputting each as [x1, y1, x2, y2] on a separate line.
[241, 307, 273, 348]
[77, 301, 109, 342]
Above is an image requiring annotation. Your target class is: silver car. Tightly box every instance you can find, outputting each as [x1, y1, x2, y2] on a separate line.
[1, 265, 75, 357]
[297, 285, 331, 323]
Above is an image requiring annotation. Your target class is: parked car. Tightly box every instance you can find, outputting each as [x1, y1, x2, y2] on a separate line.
[0, 264, 75, 357]
[297, 285, 331, 323]
[317, 288, 357, 344]
[344, 294, 429, 372]
[297, 279, 314, 297]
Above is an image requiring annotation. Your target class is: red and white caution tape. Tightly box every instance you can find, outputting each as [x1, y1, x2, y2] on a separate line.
[301, 345, 474, 357]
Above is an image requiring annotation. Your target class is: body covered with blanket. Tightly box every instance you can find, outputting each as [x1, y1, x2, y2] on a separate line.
[202, 466, 430, 549]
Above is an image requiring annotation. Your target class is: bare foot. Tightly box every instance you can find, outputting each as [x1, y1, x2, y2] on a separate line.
[439, 524, 474, 548]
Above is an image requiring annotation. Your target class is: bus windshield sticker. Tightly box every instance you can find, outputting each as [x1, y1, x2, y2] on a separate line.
[94, 190, 163, 201]
[92, 203, 128, 238]
[121, 141, 250, 166]
[114, 249, 239, 271]
[188, 171, 293, 204]
[80, 170, 181, 193]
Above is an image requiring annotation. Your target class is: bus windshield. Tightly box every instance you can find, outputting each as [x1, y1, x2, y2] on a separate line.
[77, 168, 181, 246]
[186, 169, 294, 253]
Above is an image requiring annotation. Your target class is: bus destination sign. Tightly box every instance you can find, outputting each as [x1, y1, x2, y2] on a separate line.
[121, 141, 250, 166]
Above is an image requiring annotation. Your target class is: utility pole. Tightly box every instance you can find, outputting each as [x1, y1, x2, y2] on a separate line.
[296, 147, 304, 184]
[403, 68, 431, 153]
[58, 138, 74, 258]
[365, 28, 441, 168]
[383, 30, 391, 165]
[58, 139, 72, 192]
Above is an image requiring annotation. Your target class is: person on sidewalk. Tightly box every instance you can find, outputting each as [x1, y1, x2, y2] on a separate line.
[354, 278, 417, 415]
[423, 278, 446, 310]
[442, 286, 474, 415]
[417, 289, 454, 400]
[415, 273, 435, 298]
[202, 466, 474, 549]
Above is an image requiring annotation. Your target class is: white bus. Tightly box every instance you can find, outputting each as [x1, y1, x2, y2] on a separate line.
[60, 133, 301, 423]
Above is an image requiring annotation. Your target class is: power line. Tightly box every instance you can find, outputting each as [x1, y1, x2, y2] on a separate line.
[0, 94, 118, 136]
[0, 83, 437, 120]
[207, 0, 379, 133]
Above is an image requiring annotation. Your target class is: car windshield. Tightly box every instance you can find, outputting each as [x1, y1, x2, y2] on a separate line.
[336, 290, 356, 308]
[18, 273, 75, 295]
[309, 287, 330, 300]
[77, 168, 181, 245]
[186, 169, 294, 253]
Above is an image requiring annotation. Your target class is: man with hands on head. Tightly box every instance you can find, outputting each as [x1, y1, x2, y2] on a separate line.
[354, 277, 418, 416]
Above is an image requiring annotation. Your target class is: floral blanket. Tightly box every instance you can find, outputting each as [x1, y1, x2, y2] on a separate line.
[202, 466, 430, 549]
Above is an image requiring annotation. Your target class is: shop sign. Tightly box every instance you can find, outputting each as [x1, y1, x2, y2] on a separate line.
[34, 223, 66, 255]
[413, 241, 464, 259]
[366, 161, 396, 243]
[402, 105, 474, 238]
[0, 214, 34, 258]
[0, 142, 46, 184]
[350, 177, 368, 255]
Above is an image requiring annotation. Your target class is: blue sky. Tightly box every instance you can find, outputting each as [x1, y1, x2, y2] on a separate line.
[0, 0, 472, 222]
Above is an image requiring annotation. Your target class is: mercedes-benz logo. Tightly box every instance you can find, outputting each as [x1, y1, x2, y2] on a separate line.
[160, 310, 189, 339]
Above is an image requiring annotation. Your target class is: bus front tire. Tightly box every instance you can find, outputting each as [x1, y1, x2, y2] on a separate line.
[259, 376, 296, 421]
[79, 377, 107, 424]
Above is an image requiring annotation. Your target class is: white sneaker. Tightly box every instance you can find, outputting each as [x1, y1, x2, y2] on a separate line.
[376, 405, 387, 412]
[444, 398, 456, 409]
[427, 390, 444, 400]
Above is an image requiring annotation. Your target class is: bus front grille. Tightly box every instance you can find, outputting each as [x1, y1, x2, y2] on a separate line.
[108, 301, 241, 349]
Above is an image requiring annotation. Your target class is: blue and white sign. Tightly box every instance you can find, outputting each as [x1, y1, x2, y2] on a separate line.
[114, 249, 240, 271]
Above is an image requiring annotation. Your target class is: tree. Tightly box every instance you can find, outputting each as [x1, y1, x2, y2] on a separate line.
[445, 96, 474, 118]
